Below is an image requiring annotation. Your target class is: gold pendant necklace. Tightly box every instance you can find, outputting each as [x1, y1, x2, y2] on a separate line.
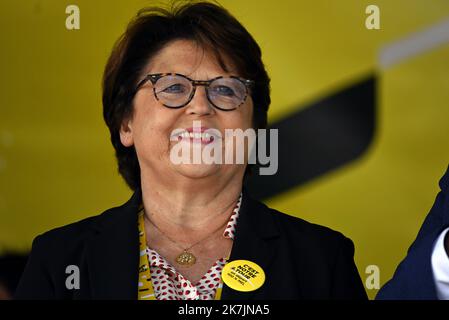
[144, 210, 230, 268]
[175, 250, 197, 266]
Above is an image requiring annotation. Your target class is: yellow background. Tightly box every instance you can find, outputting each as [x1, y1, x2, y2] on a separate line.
[1, 0, 449, 299]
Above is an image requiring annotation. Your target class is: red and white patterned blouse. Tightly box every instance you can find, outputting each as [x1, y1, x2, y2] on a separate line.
[144, 194, 242, 300]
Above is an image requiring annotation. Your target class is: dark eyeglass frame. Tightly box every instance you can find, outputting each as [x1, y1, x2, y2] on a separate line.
[134, 72, 255, 111]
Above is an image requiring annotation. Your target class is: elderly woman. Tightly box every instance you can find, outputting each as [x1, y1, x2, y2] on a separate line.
[15, 2, 367, 300]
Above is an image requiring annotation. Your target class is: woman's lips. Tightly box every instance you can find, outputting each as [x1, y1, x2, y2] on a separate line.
[171, 127, 222, 145]
[177, 130, 215, 144]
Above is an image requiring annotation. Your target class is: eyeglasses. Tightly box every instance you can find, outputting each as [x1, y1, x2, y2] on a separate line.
[134, 73, 254, 111]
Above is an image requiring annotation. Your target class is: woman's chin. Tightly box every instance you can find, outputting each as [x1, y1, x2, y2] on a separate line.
[171, 163, 221, 179]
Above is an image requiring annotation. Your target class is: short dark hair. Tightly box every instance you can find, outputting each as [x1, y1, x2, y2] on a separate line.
[102, 0, 271, 191]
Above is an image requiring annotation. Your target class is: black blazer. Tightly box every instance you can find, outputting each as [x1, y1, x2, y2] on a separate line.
[377, 165, 449, 299]
[15, 190, 367, 300]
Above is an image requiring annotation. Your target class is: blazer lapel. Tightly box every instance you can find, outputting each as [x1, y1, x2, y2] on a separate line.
[85, 191, 142, 299]
[221, 191, 280, 300]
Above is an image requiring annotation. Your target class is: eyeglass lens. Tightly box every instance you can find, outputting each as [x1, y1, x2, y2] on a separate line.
[153, 75, 247, 109]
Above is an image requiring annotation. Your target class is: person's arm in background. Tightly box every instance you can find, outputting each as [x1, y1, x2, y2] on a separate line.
[376, 165, 449, 299]
[431, 228, 449, 299]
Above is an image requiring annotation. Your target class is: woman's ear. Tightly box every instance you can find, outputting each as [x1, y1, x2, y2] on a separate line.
[119, 117, 134, 147]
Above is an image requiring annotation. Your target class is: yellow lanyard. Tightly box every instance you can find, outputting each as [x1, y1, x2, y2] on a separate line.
[137, 210, 224, 300]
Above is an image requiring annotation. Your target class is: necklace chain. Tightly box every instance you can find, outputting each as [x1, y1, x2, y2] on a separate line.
[145, 211, 229, 251]
[143, 209, 231, 266]
[141, 194, 241, 267]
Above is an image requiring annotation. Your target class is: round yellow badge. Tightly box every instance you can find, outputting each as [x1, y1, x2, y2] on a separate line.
[221, 260, 265, 292]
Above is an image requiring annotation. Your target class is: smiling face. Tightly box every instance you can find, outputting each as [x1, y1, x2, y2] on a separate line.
[119, 39, 254, 183]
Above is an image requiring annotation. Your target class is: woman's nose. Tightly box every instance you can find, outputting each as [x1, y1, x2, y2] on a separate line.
[185, 86, 214, 116]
